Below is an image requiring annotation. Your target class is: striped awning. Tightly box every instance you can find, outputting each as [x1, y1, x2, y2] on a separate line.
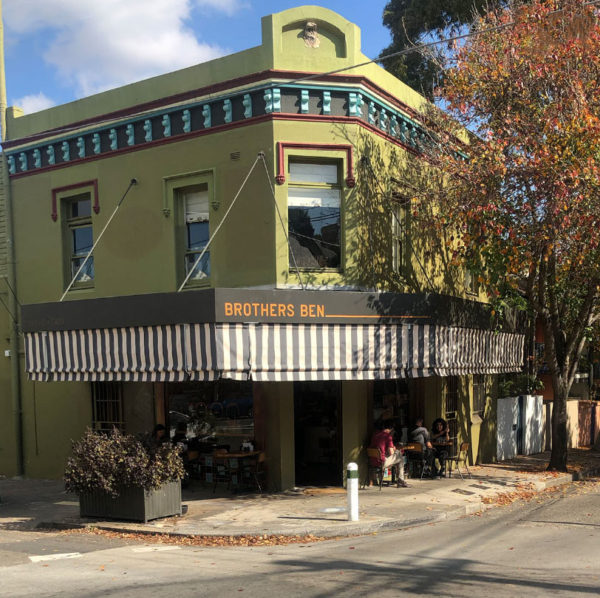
[25, 326, 188, 382]
[25, 322, 524, 382]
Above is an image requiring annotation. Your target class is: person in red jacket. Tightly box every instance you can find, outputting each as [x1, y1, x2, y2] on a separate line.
[369, 421, 408, 487]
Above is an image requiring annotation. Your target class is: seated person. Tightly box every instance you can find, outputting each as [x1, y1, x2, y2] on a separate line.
[410, 417, 436, 477]
[370, 421, 408, 488]
[172, 422, 189, 446]
[142, 424, 170, 452]
[431, 417, 450, 477]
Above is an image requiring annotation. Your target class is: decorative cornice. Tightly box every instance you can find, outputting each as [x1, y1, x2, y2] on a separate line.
[3, 70, 426, 150]
[7, 80, 437, 180]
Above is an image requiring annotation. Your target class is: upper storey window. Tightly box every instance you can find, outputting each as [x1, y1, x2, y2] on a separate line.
[182, 184, 210, 281]
[288, 162, 341, 270]
[65, 193, 94, 286]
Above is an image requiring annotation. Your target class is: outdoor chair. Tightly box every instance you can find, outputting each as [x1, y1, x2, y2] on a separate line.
[448, 442, 472, 480]
[241, 451, 266, 493]
[365, 448, 385, 490]
[404, 442, 434, 479]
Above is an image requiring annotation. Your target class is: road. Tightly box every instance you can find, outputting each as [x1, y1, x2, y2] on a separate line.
[0, 479, 598, 597]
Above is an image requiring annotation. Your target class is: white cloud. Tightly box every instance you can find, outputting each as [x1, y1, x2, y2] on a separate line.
[195, 0, 249, 16]
[12, 92, 56, 114]
[3, 0, 245, 98]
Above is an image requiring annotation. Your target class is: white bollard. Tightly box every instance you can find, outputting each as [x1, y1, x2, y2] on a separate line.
[346, 462, 359, 521]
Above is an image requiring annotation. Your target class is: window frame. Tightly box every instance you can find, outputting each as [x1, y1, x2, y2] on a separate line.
[444, 376, 459, 440]
[286, 158, 343, 272]
[465, 267, 479, 296]
[61, 189, 95, 291]
[391, 194, 410, 274]
[163, 170, 215, 288]
[91, 381, 124, 432]
[472, 373, 487, 414]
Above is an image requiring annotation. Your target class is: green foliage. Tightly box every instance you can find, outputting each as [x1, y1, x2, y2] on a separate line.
[381, 0, 511, 99]
[499, 373, 544, 398]
[64, 428, 184, 497]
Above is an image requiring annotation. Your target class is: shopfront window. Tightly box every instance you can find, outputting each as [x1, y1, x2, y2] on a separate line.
[91, 382, 123, 432]
[373, 379, 410, 443]
[165, 380, 253, 451]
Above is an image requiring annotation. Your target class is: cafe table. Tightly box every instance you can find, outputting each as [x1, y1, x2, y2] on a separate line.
[212, 450, 262, 491]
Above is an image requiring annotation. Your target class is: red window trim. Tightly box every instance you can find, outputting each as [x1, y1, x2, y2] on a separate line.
[52, 180, 99, 222]
[275, 142, 355, 187]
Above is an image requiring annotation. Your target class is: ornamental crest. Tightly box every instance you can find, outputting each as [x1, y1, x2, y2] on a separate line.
[303, 21, 320, 48]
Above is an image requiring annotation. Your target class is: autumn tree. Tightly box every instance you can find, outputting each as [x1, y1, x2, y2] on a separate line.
[401, 0, 600, 471]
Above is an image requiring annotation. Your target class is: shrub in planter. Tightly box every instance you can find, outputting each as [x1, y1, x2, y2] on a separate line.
[65, 428, 185, 522]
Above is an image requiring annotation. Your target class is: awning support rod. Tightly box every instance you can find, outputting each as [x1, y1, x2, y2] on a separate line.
[178, 153, 262, 292]
[259, 153, 305, 290]
[60, 178, 138, 301]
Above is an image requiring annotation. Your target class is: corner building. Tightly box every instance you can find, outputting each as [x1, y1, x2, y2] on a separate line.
[1, 6, 524, 487]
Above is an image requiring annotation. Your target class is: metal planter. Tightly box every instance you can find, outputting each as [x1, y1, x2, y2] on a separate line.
[79, 480, 182, 523]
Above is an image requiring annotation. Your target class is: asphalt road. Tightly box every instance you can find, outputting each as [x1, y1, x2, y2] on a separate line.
[1, 479, 598, 597]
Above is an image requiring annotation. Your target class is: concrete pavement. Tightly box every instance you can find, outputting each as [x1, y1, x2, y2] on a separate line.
[1, 449, 599, 539]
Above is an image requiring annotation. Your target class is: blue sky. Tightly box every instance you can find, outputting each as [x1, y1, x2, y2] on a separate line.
[2, 1, 392, 114]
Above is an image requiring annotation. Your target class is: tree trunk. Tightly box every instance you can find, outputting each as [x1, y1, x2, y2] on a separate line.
[548, 382, 569, 471]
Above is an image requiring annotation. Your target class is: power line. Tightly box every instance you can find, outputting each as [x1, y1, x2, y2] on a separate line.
[259, 153, 306, 291]
[4, 2, 598, 146]
[286, 0, 600, 85]
[5, 0, 600, 141]
[178, 154, 262, 292]
[60, 178, 138, 301]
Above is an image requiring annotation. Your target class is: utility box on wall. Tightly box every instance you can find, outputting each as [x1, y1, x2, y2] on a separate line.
[497, 395, 544, 461]
[497, 397, 518, 461]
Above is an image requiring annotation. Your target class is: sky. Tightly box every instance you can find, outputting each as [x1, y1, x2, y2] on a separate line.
[2, 0, 392, 115]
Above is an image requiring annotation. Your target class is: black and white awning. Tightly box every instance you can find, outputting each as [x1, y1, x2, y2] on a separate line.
[25, 322, 524, 382]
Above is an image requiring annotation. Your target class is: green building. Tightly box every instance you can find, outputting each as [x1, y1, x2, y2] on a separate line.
[0, 6, 523, 488]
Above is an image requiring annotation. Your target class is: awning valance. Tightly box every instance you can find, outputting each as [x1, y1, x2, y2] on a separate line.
[25, 323, 524, 383]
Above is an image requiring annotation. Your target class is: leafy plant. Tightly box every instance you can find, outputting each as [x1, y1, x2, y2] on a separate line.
[64, 428, 184, 497]
[499, 374, 544, 398]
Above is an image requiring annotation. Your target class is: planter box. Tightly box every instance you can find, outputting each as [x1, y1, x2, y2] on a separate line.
[79, 480, 182, 523]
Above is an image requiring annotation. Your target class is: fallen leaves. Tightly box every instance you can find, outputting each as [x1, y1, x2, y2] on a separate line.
[481, 483, 562, 506]
[61, 527, 330, 547]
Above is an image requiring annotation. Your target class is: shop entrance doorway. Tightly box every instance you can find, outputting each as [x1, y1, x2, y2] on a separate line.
[294, 381, 342, 487]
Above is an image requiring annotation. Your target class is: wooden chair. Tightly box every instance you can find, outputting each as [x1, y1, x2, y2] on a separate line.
[242, 451, 266, 493]
[404, 442, 430, 479]
[365, 448, 385, 490]
[448, 442, 472, 480]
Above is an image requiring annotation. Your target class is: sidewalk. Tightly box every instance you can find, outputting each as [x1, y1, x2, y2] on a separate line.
[1, 449, 599, 540]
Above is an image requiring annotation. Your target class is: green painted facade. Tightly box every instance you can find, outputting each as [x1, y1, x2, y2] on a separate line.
[0, 6, 503, 486]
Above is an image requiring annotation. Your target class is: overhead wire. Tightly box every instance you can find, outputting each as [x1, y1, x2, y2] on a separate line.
[60, 177, 138, 301]
[5, 1, 598, 146]
[285, 0, 600, 85]
[177, 153, 262, 292]
[259, 153, 306, 291]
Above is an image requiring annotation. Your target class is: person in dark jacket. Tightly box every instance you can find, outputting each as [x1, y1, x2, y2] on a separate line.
[410, 417, 435, 477]
[431, 417, 450, 477]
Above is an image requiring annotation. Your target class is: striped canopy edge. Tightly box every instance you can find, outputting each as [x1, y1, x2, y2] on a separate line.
[25, 322, 524, 382]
